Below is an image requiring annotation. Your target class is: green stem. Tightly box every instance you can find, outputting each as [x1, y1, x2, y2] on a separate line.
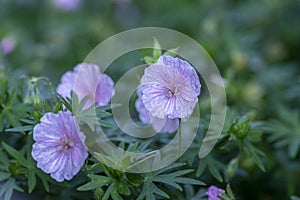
[178, 119, 182, 159]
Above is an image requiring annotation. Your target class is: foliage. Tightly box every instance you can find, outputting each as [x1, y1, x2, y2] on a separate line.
[0, 0, 300, 199]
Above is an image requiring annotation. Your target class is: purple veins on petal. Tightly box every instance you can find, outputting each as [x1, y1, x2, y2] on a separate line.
[140, 55, 201, 119]
[135, 88, 179, 133]
[31, 111, 88, 182]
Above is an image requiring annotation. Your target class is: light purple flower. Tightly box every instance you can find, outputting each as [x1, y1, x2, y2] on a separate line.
[0, 37, 15, 55]
[57, 63, 115, 110]
[53, 0, 81, 11]
[135, 88, 179, 133]
[140, 55, 201, 119]
[32, 111, 88, 182]
[206, 186, 225, 200]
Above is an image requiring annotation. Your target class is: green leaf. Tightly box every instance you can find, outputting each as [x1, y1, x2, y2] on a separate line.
[44, 100, 52, 112]
[138, 181, 169, 200]
[30, 111, 43, 123]
[173, 177, 205, 185]
[0, 148, 9, 167]
[154, 163, 186, 175]
[225, 158, 239, 180]
[96, 110, 112, 118]
[266, 107, 300, 159]
[226, 184, 235, 199]
[77, 175, 112, 191]
[117, 182, 131, 196]
[28, 169, 36, 193]
[53, 102, 63, 113]
[144, 56, 155, 65]
[102, 183, 115, 200]
[5, 125, 34, 133]
[98, 119, 116, 128]
[2, 142, 27, 166]
[58, 94, 72, 112]
[153, 38, 162, 59]
[208, 165, 223, 182]
[0, 172, 10, 182]
[163, 47, 179, 57]
[242, 141, 265, 172]
[196, 158, 208, 177]
[139, 163, 205, 199]
[36, 171, 50, 192]
[0, 178, 15, 200]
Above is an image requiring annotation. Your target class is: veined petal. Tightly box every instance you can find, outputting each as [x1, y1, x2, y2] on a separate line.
[32, 111, 88, 182]
[96, 74, 115, 106]
[140, 56, 200, 119]
[142, 84, 173, 119]
[57, 63, 115, 110]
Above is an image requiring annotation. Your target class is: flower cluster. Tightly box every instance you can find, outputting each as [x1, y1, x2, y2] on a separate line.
[32, 56, 201, 182]
[136, 55, 201, 132]
[32, 63, 114, 182]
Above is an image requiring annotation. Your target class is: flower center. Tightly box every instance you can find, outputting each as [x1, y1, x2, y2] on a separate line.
[56, 134, 74, 152]
[166, 85, 179, 97]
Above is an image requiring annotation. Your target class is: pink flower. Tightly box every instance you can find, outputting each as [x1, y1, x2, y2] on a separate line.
[57, 63, 115, 110]
[140, 55, 200, 119]
[32, 111, 88, 182]
[206, 186, 225, 200]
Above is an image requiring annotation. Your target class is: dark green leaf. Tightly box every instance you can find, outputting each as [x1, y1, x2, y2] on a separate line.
[2, 142, 27, 166]
[28, 169, 36, 193]
[5, 125, 34, 133]
[77, 175, 112, 191]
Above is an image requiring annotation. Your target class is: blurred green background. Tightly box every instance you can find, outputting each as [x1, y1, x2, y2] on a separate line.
[1, 0, 300, 199]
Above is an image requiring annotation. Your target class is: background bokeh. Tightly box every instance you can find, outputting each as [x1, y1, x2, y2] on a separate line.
[1, 0, 300, 199]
